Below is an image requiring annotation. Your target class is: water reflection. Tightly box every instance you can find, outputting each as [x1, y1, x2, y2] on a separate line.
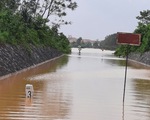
[132, 78, 150, 104]
[0, 55, 71, 120]
[104, 59, 125, 67]
[104, 56, 150, 70]
[1, 49, 150, 120]
[129, 78, 150, 119]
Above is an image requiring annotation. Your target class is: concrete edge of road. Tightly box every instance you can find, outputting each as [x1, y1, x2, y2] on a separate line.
[128, 58, 150, 69]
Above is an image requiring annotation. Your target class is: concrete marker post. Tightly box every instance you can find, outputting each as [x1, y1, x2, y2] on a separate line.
[25, 84, 34, 98]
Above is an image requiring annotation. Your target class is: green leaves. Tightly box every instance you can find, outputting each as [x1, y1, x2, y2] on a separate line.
[0, 0, 77, 53]
[0, 31, 9, 44]
[115, 10, 150, 57]
[136, 10, 150, 25]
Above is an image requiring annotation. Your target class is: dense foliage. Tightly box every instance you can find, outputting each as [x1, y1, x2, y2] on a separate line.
[70, 34, 118, 50]
[115, 10, 150, 56]
[99, 33, 118, 50]
[70, 37, 100, 48]
[0, 0, 77, 53]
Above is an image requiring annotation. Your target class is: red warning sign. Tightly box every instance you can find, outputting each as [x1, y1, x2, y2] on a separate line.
[117, 32, 141, 46]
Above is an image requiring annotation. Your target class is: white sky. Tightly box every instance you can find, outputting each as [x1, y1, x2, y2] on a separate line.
[59, 0, 150, 40]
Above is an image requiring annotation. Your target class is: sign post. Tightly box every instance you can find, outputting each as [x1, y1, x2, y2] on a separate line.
[117, 32, 141, 120]
[78, 45, 82, 55]
[117, 32, 141, 103]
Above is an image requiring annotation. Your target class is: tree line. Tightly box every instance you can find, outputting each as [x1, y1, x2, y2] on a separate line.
[99, 33, 118, 50]
[70, 37, 100, 48]
[100, 10, 150, 54]
[70, 34, 118, 50]
[70, 9, 150, 56]
[0, 0, 77, 53]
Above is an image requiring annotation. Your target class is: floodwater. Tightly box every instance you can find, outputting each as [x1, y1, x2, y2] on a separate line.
[0, 48, 150, 120]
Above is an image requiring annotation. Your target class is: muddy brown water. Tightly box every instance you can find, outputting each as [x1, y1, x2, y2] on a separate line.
[0, 48, 150, 120]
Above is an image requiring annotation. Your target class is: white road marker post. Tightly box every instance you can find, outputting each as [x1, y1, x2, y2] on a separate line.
[78, 45, 81, 55]
[25, 84, 34, 98]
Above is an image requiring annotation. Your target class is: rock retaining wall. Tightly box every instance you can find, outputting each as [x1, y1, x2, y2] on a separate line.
[128, 51, 150, 66]
[0, 44, 62, 76]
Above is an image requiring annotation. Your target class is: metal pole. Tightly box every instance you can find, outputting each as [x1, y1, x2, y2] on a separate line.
[123, 45, 129, 103]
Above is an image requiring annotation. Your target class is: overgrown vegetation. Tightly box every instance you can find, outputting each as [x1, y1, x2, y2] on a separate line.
[70, 37, 100, 48]
[115, 10, 150, 56]
[0, 0, 77, 53]
[99, 33, 118, 50]
[70, 35, 118, 50]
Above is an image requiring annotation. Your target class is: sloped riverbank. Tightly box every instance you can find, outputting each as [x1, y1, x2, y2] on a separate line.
[0, 44, 62, 77]
[128, 51, 150, 67]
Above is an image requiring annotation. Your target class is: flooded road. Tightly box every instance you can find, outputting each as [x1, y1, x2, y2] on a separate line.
[0, 48, 150, 120]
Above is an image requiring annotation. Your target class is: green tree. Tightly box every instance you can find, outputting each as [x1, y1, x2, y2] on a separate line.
[19, 0, 78, 26]
[100, 33, 118, 50]
[85, 42, 92, 48]
[93, 40, 99, 48]
[76, 37, 82, 46]
[0, 0, 78, 54]
[136, 10, 150, 25]
[115, 10, 150, 56]
[0, 0, 20, 12]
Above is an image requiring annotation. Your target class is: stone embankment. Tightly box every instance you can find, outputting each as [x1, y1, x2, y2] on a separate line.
[0, 44, 62, 77]
[128, 51, 150, 66]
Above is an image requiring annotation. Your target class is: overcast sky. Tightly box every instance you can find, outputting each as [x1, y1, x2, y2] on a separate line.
[59, 0, 150, 40]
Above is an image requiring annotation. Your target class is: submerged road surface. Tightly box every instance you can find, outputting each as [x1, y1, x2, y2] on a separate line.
[0, 48, 150, 120]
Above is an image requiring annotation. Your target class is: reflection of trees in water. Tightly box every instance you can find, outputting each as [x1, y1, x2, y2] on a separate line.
[132, 79, 150, 100]
[104, 59, 150, 69]
[132, 79, 150, 118]
[0, 55, 71, 119]
[104, 59, 125, 67]
[128, 60, 150, 69]
[25, 55, 69, 75]
[54, 55, 69, 70]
